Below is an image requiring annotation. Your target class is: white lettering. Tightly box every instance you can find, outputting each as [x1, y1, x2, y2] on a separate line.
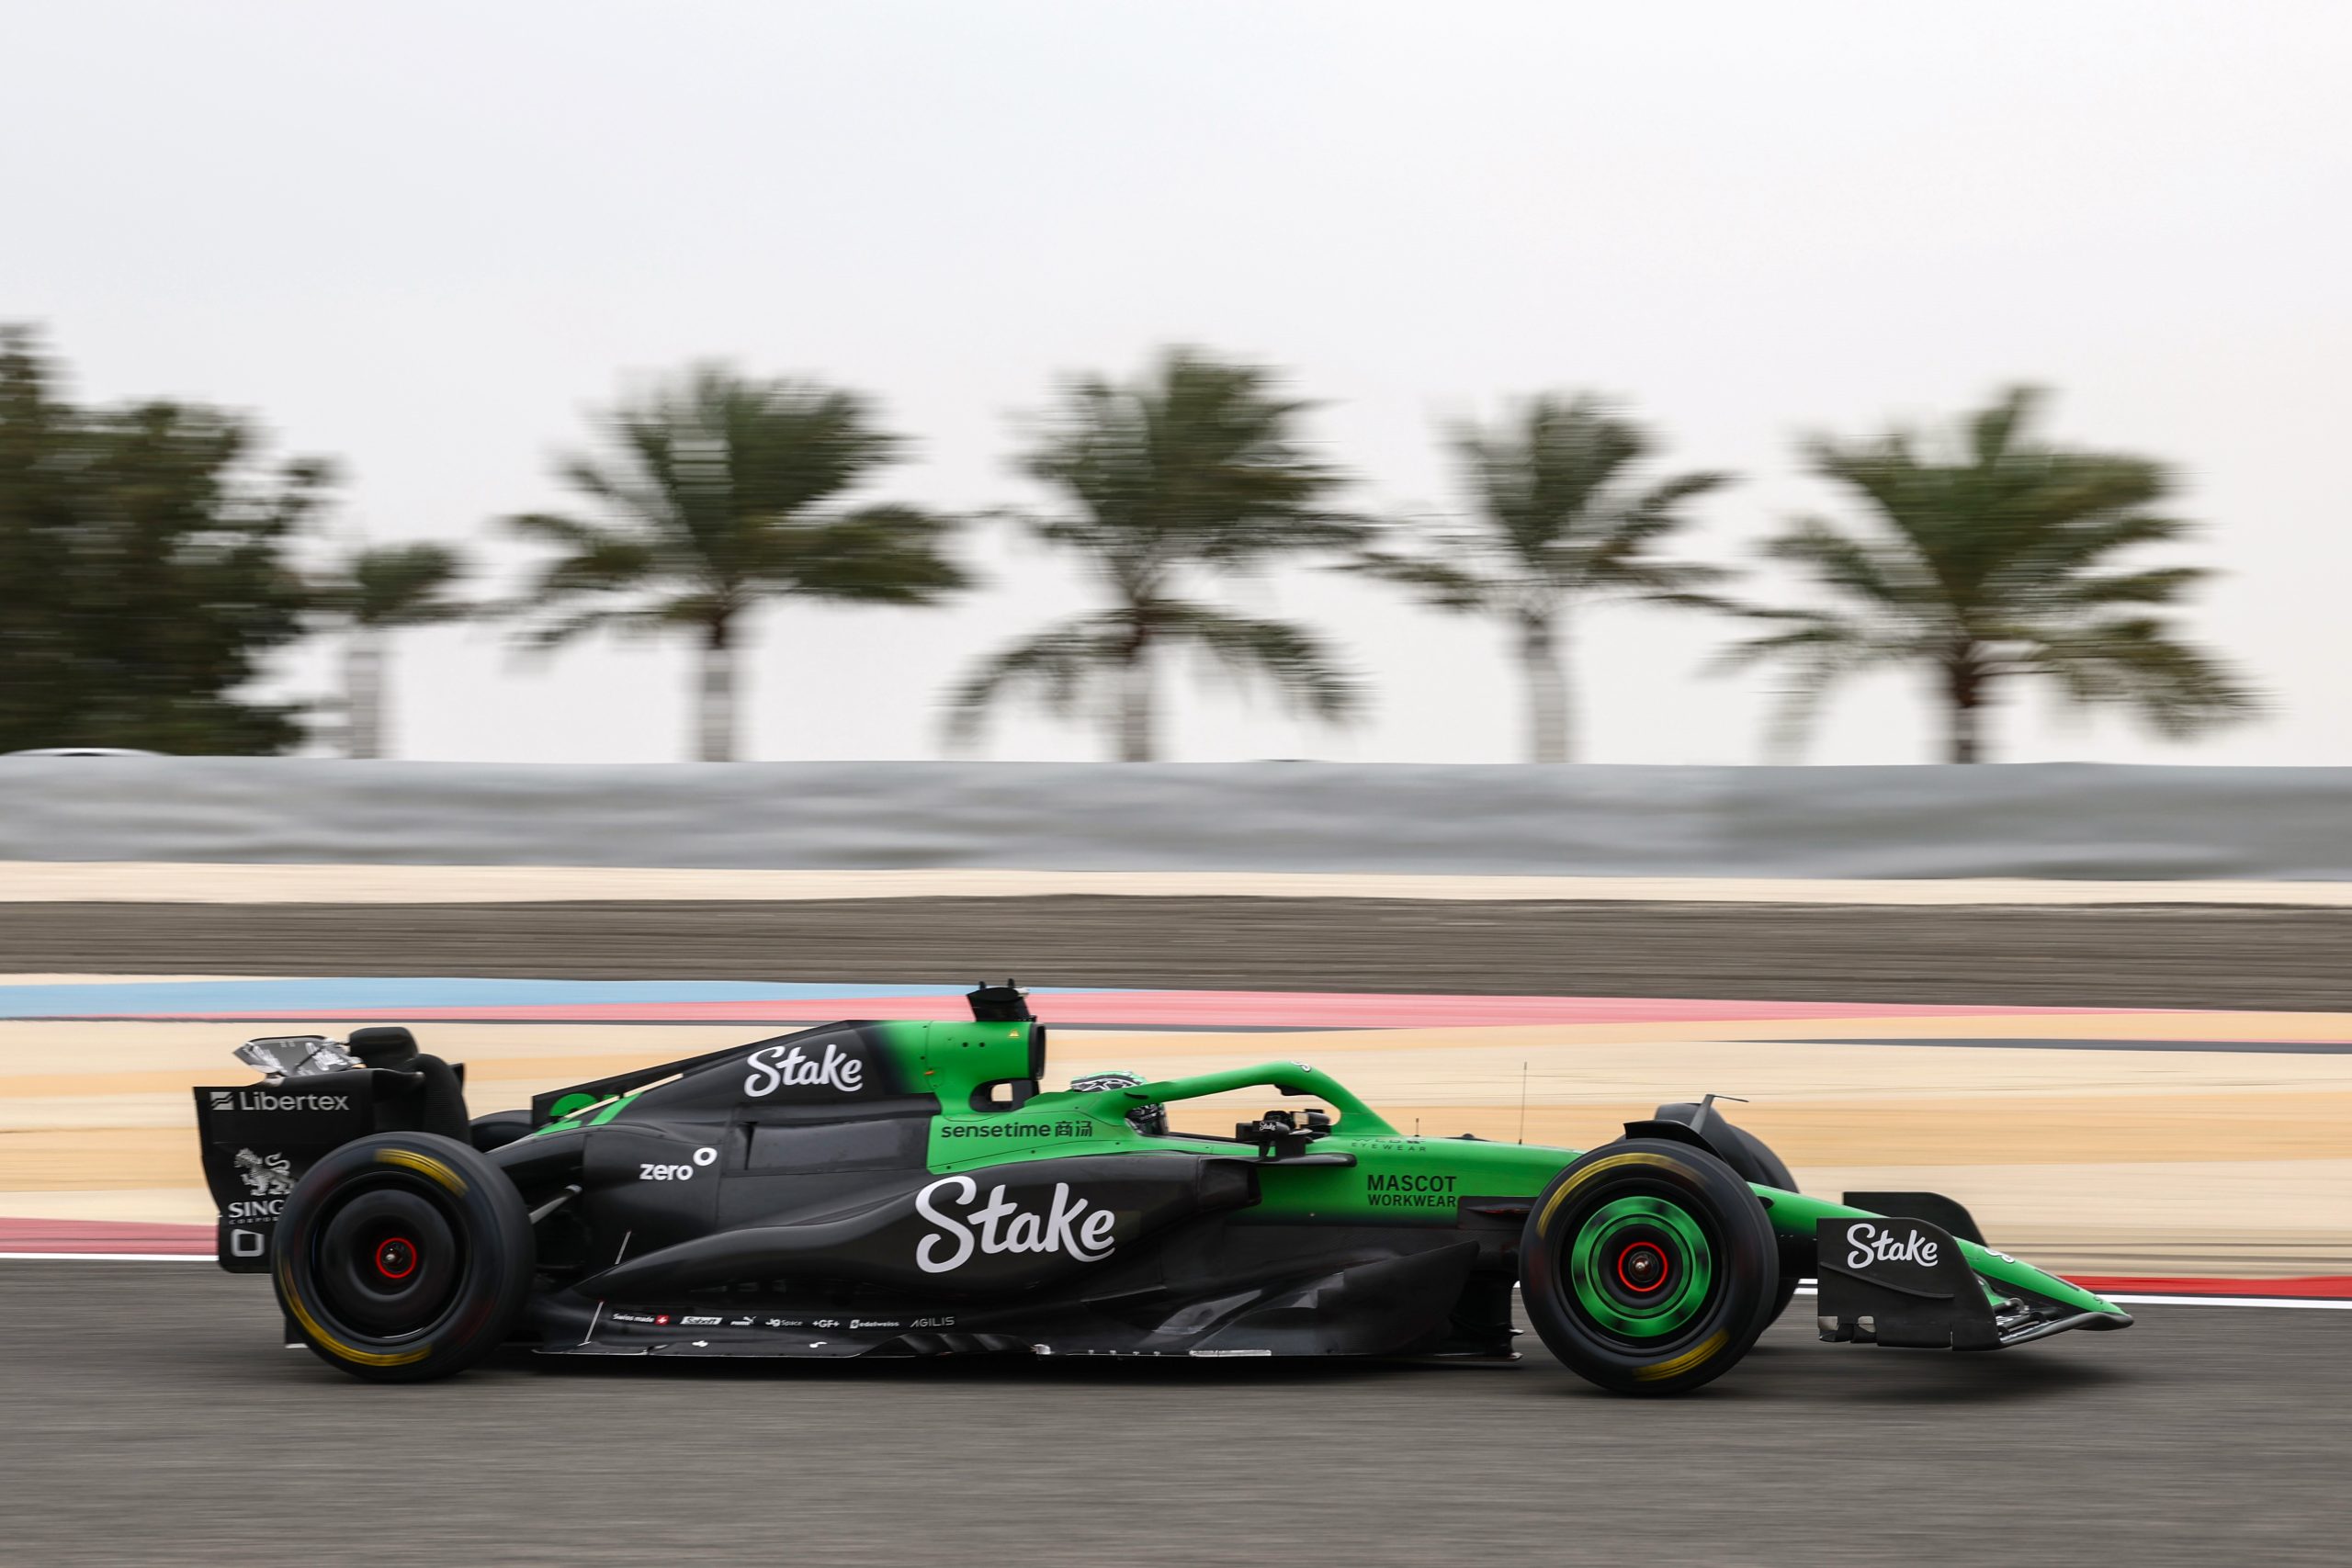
[233, 1089, 351, 1112]
[635, 1147, 714, 1181]
[915, 1175, 977, 1272]
[743, 1043, 865, 1098]
[1846, 1221, 1939, 1270]
[913, 1177, 1117, 1273]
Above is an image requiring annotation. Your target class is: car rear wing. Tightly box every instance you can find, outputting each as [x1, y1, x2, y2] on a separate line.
[195, 1073, 383, 1271]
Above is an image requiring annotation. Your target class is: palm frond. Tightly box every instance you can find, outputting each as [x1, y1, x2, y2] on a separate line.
[1018, 346, 1351, 577]
[503, 513, 662, 601]
[761, 505, 974, 604]
[511, 604, 694, 654]
[329, 542, 470, 629]
[1447, 396, 1730, 596]
[1756, 389, 2248, 755]
[1713, 612, 1900, 759]
[1339, 547, 1496, 611]
[1155, 601, 1362, 722]
[1756, 517, 1923, 609]
[2019, 616, 2259, 738]
[2049, 565, 2208, 610]
[944, 616, 1132, 748]
[505, 367, 963, 658]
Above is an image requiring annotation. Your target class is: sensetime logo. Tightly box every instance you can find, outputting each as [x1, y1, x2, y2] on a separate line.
[912, 1175, 1116, 1273]
[742, 1042, 865, 1098]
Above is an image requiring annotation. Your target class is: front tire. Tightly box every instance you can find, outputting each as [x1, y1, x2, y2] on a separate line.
[1520, 1139, 1778, 1396]
[273, 1132, 533, 1382]
[1654, 1101, 1802, 1325]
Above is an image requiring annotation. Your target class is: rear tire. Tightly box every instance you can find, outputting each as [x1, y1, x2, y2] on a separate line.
[1520, 1139, 1778, 1396]
[273, 1132, 533, 1382]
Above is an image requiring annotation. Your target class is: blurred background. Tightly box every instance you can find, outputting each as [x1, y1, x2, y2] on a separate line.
[2, 4, 2347, 1564]
[5, 0, 2346, 767]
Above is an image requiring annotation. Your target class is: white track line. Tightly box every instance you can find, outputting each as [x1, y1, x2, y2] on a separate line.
[2098, 1292, 2352, 1310]
[1786, 1281, 2352, 1310]
[0, 1251, 219, 1262]
[9, 862, 2352, 907]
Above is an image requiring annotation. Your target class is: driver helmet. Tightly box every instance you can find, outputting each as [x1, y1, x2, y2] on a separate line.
[1069, 1069, 1166, 1135]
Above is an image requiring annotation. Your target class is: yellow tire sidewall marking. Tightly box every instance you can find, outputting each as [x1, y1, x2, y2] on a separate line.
[277, 1267, 435, 1369]
[271, 1144, 466, 1368]
[1536, 1151, 1679, 1238]
[374, 1146, 468, 1194]
[1634, 1329, 1729, 1382]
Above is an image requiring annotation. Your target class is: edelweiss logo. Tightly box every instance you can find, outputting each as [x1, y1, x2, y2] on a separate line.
[234, 1148, 294, 1197]
[742, 1042, 864, 1097]
[913, 1175, 1116, 1274]
[1845, 1222, 1940, 1269]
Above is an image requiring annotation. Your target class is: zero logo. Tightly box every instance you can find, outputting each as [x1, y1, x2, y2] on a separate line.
[912, 1176, 1117, 1273]
[743, 1043, 865, 1098]
[638, 1147, 718, 1182]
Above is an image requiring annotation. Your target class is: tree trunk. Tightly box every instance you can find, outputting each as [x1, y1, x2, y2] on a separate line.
[1116, 625, 1155, 762]
[343, 632, 385, 760]
[1945, 653, 1984, 763]
[1519, 613, 1572, 764]
[696, 617, 737, 763]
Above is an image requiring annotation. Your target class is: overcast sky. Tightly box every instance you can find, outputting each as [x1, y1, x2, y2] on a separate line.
[7, 1, 2346, 764]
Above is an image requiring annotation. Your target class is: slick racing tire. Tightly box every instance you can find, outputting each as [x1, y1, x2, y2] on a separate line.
[1520, 1139, 1778, 1396]
[273, 1132, 533, 1382]
[1653, 1102, 1803, 1325]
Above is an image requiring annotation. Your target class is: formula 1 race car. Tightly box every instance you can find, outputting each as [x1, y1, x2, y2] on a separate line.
[194, 985, 2131, 1394]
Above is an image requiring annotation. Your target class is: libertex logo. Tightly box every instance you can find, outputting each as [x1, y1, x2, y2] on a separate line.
[220, 1088, 352, 1112]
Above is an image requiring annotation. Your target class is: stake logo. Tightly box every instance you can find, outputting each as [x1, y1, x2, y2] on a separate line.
[1845, 1221, 1940, 1270]
[913, 1175, 1117, 1273]
[743, 1042, 865, 1098]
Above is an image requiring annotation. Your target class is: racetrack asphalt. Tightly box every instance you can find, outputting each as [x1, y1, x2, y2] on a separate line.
[5, 1264, 2342, 1567]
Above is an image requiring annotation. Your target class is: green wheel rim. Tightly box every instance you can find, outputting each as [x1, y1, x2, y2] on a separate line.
[1567, 1194, 1714, 1339]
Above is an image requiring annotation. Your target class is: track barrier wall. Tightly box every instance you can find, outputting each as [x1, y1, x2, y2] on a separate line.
[0, 758, 2347, 879]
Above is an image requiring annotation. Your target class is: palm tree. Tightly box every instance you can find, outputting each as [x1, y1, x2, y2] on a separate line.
[1724, 387, 2255, 762]
[506, 366, 967, 761]
[314, 542, 469, 759]
[1350, 396, 1731, 763]
[948, 349, 1363, 761]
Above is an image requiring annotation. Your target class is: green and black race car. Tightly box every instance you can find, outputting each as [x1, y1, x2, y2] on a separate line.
[195, 984, 2130, 1395]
